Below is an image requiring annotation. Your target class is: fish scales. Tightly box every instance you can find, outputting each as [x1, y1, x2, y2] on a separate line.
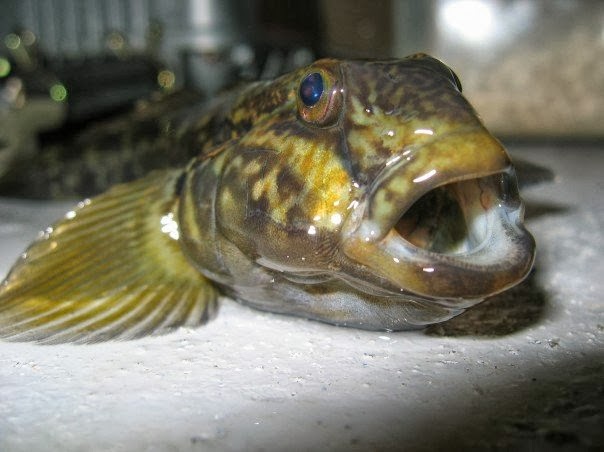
[0, 54, 535, 343]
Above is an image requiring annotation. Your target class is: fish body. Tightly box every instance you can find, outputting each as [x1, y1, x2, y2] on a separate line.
[0, 54, 535, 342]
[0, 89, 206, 198]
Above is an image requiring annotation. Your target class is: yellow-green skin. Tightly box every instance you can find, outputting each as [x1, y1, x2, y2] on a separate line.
[175, 55, 535, 329]
[0, 55, 536, 341]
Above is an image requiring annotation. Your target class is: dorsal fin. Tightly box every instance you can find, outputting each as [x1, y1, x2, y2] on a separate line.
[0, 170, 218, 344]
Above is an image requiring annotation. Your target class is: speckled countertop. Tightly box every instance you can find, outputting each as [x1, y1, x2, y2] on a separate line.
[0, 144, 602, 451]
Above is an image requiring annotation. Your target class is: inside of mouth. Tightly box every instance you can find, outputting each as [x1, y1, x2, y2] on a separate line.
[393, 178, 489, 255]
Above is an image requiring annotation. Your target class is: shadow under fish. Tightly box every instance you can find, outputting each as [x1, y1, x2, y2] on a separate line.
[0, 54, 537, 343]
[424, 269, 547, 337]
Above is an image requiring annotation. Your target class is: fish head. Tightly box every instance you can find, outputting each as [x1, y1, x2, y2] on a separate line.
[207, 54, 535, 317]
[335, 55, 536, 303]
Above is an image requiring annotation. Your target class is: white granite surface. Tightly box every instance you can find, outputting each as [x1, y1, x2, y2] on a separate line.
[0, 144, 602, 451]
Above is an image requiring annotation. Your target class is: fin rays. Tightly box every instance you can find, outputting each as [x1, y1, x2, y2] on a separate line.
[0, 170, 218, 343]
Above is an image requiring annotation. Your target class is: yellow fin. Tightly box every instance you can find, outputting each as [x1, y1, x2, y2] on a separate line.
[0, 170, 218, 343]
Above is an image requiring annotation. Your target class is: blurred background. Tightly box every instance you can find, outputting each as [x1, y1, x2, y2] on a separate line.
[0, 0, 602, 197]
[0, 4, 602, 450]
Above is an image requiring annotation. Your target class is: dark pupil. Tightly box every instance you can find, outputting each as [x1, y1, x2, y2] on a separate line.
[299, 72, 323, 107]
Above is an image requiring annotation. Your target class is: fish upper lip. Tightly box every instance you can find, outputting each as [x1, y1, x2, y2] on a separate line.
[370, 128, 511, 235]
[340, 128, 536, 303]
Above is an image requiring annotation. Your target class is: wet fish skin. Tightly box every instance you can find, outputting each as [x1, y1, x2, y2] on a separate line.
[0, 54, 535, 342]
[178, 57, 534, 329]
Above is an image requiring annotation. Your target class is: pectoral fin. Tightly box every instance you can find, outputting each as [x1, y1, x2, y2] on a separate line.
[0, 170, 218, 343]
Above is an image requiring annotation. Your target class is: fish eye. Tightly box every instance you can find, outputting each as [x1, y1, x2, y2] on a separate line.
[297, 66, 343, 127]
[299, 72, 324, 107]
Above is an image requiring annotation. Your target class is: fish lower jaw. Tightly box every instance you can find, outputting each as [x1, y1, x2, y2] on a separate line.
[342, 173, 535, 303]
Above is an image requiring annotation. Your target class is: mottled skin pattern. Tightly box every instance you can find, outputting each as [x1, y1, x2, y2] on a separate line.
[0, 90, 205, 198]
[0, 85, 288, 199]
[0, 54, 536, 339]
[174, 55, 535, 329]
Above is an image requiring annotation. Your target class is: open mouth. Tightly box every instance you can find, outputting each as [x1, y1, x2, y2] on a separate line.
[393, 173, 520, 257]
[341, 132, 536, 304]
[394, 181, 471, 255]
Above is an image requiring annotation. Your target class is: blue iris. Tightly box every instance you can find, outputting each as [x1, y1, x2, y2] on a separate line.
[299, 72, 323, 107]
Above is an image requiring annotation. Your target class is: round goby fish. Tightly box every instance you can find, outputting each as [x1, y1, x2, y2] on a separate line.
[0, 54, 535, 343]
